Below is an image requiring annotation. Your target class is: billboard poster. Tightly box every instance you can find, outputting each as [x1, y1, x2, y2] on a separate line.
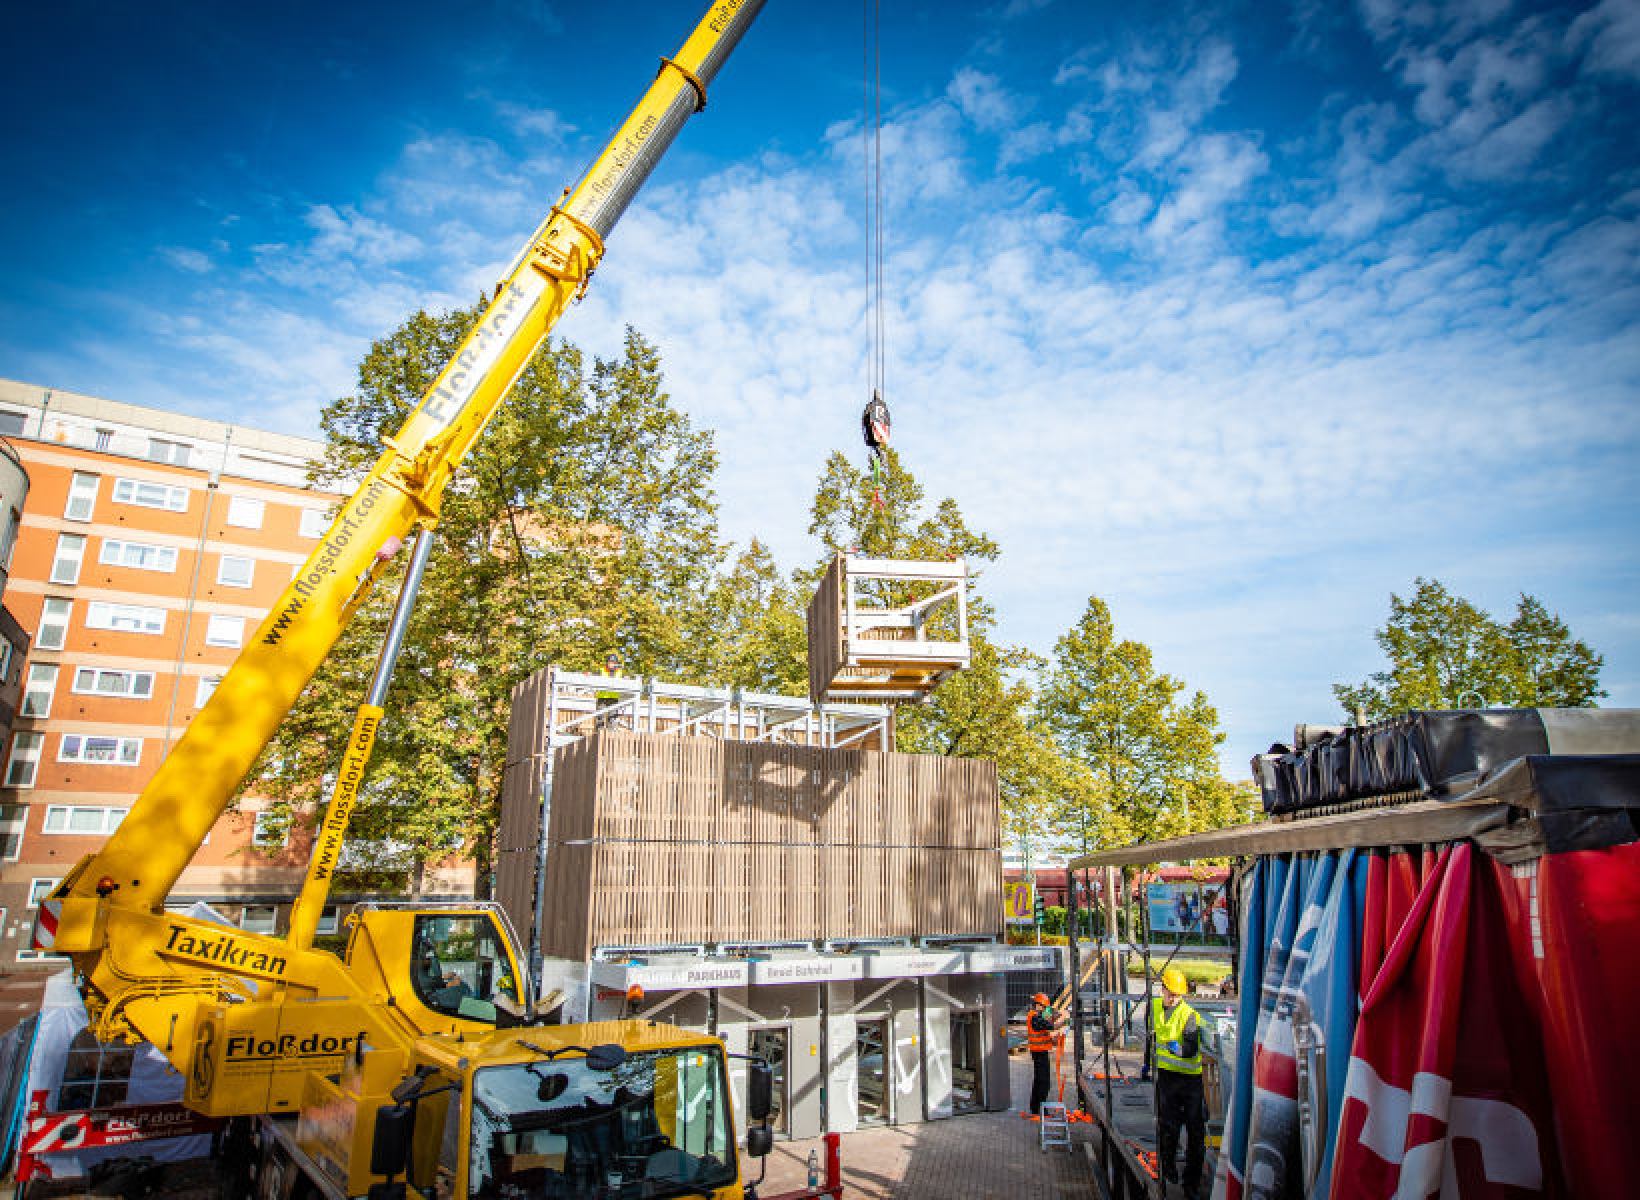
[1146, 882, 1207, 935]
[1003, 882, 1034, 925]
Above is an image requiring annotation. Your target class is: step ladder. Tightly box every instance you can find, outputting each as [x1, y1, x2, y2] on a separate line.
[1038, 1101, 1072, 1151]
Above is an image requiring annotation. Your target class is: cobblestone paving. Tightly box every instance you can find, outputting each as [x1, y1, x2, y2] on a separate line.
[755, 1052, 1098, 1199]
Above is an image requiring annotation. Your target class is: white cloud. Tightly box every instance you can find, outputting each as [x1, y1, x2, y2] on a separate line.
[158, 245, 214, 274]
[948, 68, 1019, 133]
[1569, 0, 1640, 80]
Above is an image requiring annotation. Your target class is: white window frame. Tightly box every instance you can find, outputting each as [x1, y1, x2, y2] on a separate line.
[217, 554, 254, 588]
[64, 472, 100, 522]
[0, 805, 24, 862]
[316, 905, 340, 936]
[85, 602, 165, 635]
[0, 507, 19, 569]
[196, 675, 222, 706]
[0, 639, 11, 686]
[205, 614, 245, 647]
[252, 811, 285, 849]
[225, 496, 265, 529]
[240, 905, 278, 934]
[49, 533, 86, 585]
[4, 732, 43, 787]
[148, 437, 191, 467]
[99, 539, 178, 573]
[42, 805, 128, 835]
[57, 734, 142, 766]
[299, 508, 330, 538]
[112, 477, 189, 512]
[27, 878, 60, 909]
[20, 663, 58, 719]
[36, 597, 72, 651]
[72, 666, 155, 699]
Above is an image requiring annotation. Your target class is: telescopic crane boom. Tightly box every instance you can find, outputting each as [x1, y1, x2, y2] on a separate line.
[39, 0, 765, 1111]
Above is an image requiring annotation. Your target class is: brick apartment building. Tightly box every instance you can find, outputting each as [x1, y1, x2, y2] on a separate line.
[0, 379, 474, 969]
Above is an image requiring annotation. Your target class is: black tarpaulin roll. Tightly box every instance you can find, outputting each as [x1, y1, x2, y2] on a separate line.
[1251, 709, 1640, 814]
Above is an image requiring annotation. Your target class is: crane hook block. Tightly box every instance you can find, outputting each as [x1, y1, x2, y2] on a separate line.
[862, 391, 891, 452]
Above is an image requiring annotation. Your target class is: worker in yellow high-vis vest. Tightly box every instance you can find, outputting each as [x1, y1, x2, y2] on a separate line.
[1143, 967, 1206, 1197]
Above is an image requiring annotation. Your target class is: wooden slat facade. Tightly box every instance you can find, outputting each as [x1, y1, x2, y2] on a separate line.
[532, 731, 1003, 959]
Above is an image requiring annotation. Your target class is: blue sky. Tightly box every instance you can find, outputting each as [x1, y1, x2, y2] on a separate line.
[2, 0, 1637, 777]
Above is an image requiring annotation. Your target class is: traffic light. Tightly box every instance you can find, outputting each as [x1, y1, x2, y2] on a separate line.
[1033, 890, 1046, 925]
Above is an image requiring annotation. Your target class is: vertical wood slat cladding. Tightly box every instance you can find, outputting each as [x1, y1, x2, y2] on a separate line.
[535, 731, 1002, 958]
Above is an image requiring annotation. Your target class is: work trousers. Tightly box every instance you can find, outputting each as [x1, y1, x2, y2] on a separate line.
[1029, 1050, 1052, 1114]
[1156, 1067, 1206, 1193]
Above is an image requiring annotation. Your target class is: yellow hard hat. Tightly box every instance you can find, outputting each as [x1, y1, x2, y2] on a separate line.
[1160, 967, 1187, 996]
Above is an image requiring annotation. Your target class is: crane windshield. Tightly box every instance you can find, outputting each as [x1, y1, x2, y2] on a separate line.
[469, 1046, 736, 1199]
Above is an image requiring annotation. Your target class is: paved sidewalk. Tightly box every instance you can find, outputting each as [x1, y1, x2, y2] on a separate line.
[753, 1051, 1097, 1199]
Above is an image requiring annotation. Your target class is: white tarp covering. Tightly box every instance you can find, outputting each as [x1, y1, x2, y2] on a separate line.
[23, 902, 228, 1177]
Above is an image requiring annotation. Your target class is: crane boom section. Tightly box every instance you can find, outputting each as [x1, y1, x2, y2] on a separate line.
[51, 0, 765, 938]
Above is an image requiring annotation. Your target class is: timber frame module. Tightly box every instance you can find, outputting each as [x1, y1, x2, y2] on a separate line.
[498, 665, 904, 975]
[806, 551, 971, 704]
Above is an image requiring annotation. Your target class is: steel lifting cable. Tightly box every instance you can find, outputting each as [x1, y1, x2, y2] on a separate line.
[859, 0, 890, 520]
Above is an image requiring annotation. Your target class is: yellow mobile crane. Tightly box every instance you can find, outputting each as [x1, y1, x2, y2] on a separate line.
[33, 3, 781, 1197]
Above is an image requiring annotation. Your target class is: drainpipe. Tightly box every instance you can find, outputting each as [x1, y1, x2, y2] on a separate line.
[162, 427, 231, 756]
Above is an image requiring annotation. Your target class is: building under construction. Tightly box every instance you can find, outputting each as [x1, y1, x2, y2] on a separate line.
[496, 664, 1056, 1140]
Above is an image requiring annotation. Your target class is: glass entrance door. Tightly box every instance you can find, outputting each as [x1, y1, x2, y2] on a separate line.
[748, 1026, 790, 1134]
[856, 1019, 889, 1125]
[949, 1010, 984, 1113]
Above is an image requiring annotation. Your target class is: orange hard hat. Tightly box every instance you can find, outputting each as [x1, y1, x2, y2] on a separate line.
[1032, 992, 1051, 1006]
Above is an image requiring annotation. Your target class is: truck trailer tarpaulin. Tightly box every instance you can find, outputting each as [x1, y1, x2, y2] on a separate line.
[1216, 751, 1640, 1199]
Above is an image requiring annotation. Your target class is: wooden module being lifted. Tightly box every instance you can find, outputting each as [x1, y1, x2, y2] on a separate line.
[806, 551, 970, 704]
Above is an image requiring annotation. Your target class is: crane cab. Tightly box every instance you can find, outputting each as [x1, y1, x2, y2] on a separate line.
[341, 901, 530, 1032]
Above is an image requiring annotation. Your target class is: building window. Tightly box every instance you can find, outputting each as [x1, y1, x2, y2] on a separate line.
[49, 533, 86, 584]
[58, 1028, 135, 1108]
[36, 597, 72, 650]
[252, 811, 284, 848]
[217, 555, 254, 588]
[0, 639, 11, 685]
[226, 496, 265, 529]
[0, 805, 24, 860]
[1, 507, 21, 569]
[64, 472, 100, 521]
[240, 905, 278, 934]
[27, 878, 59, 908]
[99, 539, 178, 573]
[205, 614, 245, 647]
[147, 437, 191, 467]
[94, 427, 114, 451]
[72, 666, 155, 698]
[4, 733, 43, 787]
[112, 478, 188, 512]
[299, 508, 329, 538]
[316, 905, 340, 936]
[42, 805, 127, 835]
[20, 664, 58, 718]
[196, 675, 222, 706]
[58, 734, 142, 766]
[0, 410, 27, 436]
[85, 601, 165, 634]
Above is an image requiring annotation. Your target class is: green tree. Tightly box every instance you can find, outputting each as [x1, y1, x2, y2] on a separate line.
[695, 540, 809, 694]
[1334, 578, 1605, 719]
[1038, 596, 1238, 845]
[244, 308, 723, 893]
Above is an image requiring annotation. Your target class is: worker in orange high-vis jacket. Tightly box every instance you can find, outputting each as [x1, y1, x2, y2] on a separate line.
[1022, 993, 1067, 1119]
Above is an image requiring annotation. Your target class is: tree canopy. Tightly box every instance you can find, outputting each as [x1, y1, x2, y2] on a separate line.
[1037, 596, 1256, 851]
[1334, 578, 1605, 720]
[243, 307, 722, 891]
